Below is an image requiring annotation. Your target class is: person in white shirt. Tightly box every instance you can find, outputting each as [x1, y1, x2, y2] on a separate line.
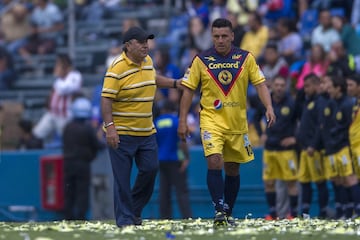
[33, 54, 82, 141]
[311, 9, 340, 53]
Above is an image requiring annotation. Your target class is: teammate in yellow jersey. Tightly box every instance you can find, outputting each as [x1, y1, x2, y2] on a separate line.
[101, 26, 182, 227]
[347, 74, 360, 180]
[178, 18, 275, 226]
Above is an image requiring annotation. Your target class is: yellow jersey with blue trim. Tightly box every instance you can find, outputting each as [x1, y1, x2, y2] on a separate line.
[182, 47, 265, 134]
[101, 52, 156, 136]
[349, 98, 360, 148]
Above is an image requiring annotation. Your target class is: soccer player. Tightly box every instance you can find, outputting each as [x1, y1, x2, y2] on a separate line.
[262, 75, 299, 220]
[178, 18, 275, 226]
[297, 73, 329, 218]
[322, 74, 360, 219]
[347, 75, 360, 181]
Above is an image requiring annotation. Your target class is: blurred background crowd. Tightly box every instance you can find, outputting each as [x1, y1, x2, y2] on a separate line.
[0, 0, 359, 150]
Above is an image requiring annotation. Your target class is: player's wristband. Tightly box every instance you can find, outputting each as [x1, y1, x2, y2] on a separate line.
[173, 80, 177, 89]
[103, 121, 114, 128]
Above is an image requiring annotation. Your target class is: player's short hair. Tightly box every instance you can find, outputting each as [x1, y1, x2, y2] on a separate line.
[212, 18, 232, 30]
[328, 74, 347, 94]
[347, 74, 360, 85]
[304, 73, 320, 84]
[265, 42, 278, 51]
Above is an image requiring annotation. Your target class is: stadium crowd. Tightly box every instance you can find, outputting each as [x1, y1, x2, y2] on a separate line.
[1, 0, 360, 221]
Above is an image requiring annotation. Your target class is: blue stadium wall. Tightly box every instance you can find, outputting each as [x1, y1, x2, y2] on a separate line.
[0, 147, 332, 222]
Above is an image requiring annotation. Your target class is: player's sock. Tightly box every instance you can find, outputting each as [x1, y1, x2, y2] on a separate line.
[350, 184, 360, 216]
[340, 186, 349, 218]
[332, 182, 344, 218]
[224, 174, 240, 216]
[265, 192, 277, 218]
[289, 195, 298, 217]
[301, 182, 312, 215]
[207, 169, 224, 212]
[316, 181, 329, 218]
[345, 187, 354, 218]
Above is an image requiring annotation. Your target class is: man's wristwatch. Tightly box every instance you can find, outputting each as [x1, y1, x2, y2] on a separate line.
[103, 121, 114, 128]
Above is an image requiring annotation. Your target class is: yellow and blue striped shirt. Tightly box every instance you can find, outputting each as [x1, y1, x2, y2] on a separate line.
[101, 52, 156, 136]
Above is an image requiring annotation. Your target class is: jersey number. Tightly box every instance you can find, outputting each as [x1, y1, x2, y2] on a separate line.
[245, 145, 253, 156]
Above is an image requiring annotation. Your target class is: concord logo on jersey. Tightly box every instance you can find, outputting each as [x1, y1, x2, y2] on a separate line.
[209, 61, 240, 69]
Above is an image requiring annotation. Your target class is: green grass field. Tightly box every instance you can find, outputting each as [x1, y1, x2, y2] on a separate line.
[1, 218, 360, 240]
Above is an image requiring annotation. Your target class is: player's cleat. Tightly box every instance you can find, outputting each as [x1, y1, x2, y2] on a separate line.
[134, 216, 142, 225]
[286, 214, 295, 220]
[264, 214, 276, 220]
[214, 211, 227, 226]
[226, 215, 237, 226]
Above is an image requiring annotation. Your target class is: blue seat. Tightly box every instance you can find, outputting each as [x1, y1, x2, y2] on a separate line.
[299, 9, 318, 40]
[330, 7, 345, 17]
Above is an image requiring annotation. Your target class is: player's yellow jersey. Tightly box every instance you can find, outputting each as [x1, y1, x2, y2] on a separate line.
[101, 52, 156, 136]
[182, 47, 265, 134]
[349, 98, 360, 148]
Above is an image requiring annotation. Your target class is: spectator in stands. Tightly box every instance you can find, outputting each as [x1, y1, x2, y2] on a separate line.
[17, 119, 43, 150]
[187, 0, 210, 28]
[276, 18, 303, 65]
[32, 54, 82, 143]
[332, 14, 360, 57]
[62, 97, 104, 220]
[261, 43, 289, 83]
[180, 46, 200, 74]
[226, 11, 246, 47]
[240, 11, 269, 59]
[155, 100, 192, 219]
[327, 41, 356, 77]
[0, 3, 31, 55]
[311, 9, 340, 53]
[351, 0, 360, 27]
[258, 0, 295, 26]
[209, 0, 227, 24]
[311, 0, 353, 21]
[152, 47, 183, 118]
[18, 0, 64, 61]
[0, 0, 13, 14]
[153, 47, 182, 96]
[296, 44, 328, 90]
[226, 0, 258, 27]
[187, 16, 212, 52]
[0, 46, 16, 90]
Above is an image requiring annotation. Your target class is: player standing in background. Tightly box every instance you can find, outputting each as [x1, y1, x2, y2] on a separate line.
[347, 75, 360, 183]
[296, 73, 329, 219]
[322, 74, 360, 219]
[62, 97, 103, 220]
[155, 100, 192, 219]
[262, 75, 298, 220]
[178, 18, 275, 226]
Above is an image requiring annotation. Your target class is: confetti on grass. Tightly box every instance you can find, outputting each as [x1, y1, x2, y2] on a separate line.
[0, 218, 360, 240]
